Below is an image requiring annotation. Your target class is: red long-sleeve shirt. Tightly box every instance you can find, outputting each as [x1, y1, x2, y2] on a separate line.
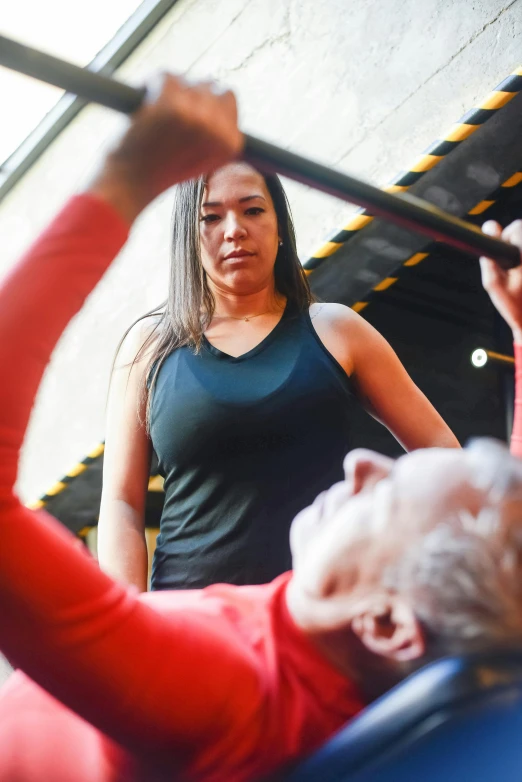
[0, 196, 364, 782]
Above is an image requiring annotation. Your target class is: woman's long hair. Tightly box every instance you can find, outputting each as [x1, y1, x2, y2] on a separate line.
[117, 169, 314, 431]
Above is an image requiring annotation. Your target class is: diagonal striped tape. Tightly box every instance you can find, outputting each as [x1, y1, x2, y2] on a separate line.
[304, 66, 522, 273]
[26, 438, 165, 529]
[349, 169, 522, 313]
[26, 442, 105, 510]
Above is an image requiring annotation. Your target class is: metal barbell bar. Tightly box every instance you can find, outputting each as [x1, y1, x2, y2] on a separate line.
[0, 33, 519, 270]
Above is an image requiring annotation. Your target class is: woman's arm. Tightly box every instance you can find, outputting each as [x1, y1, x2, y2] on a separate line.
[311, 303, 460, 451]
[97, 322, 154, 592]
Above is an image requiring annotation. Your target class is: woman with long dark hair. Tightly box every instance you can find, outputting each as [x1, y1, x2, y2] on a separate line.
[97, 138, 459, 593]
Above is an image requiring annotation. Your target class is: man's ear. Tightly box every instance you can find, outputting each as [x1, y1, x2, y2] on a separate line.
[344, 450, 394, 496]
[351, 594, 425, 662]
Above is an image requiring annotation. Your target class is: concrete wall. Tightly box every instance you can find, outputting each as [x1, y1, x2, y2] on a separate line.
[1, 0, 521, 504]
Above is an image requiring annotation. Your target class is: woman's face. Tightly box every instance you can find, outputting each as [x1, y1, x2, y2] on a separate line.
[199, 163, 280, 296]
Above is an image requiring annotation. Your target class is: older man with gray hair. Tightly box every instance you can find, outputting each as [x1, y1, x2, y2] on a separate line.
[0, 74, 521, 782]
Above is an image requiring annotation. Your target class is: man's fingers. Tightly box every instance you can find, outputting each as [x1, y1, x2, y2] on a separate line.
[480, 221, 504, 284]
[482, 220, 502, 238]
[501, 219, 522, 250]
[481, 219, 522, 272]
[479, 256, 504, 292]
[143, 72, 186, 104]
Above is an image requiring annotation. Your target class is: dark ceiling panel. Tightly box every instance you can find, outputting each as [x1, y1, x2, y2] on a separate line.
[309, 92, 522, 306]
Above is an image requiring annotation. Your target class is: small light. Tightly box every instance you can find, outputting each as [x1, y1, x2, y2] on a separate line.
[471, 348, 488, 368]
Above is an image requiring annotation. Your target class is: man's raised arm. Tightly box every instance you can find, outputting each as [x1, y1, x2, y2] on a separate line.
[0, 75, 250, 760]
[480, 220, 522, 457]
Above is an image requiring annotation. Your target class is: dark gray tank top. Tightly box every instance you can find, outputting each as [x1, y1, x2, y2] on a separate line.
[149, 304, 357, 590]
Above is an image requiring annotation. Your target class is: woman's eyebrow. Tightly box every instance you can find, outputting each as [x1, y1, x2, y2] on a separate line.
[201, 194, 266, 208]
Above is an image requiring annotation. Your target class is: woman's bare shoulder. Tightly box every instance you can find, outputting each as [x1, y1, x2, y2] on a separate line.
[309, 302, 364, 330]
[116, 313, 163, 367]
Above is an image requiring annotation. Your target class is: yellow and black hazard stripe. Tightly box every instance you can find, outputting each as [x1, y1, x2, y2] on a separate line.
[77, 525, 94, 540]
[26, 442, 105, 511]
[27, 437, 164, 531]
[349, 169, 522, 314]
[304, 66, 522, 273]
[467, 171, 522, 216]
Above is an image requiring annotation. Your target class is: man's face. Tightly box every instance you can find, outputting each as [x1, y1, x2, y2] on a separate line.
[290, 445, 502, 607]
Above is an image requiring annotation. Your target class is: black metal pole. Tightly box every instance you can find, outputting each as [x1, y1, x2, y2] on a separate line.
[0, 34, 519, 269]
[0, 35, 146, 113]
[242, 137, 520, 268]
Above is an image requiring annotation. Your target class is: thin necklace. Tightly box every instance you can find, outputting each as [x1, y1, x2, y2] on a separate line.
[214, 304, 285, 323]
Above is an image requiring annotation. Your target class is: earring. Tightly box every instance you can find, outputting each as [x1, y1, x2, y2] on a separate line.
[279, 239, 283, 247]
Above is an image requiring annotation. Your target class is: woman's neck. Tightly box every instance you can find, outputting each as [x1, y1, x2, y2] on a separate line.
[209, 282, 285, 320]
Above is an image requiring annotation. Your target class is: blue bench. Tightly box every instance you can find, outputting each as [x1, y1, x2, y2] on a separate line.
[284, 650, 522, 782]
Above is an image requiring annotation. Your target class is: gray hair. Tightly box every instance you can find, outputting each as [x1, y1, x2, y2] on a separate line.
[384, 439, 522, 663]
